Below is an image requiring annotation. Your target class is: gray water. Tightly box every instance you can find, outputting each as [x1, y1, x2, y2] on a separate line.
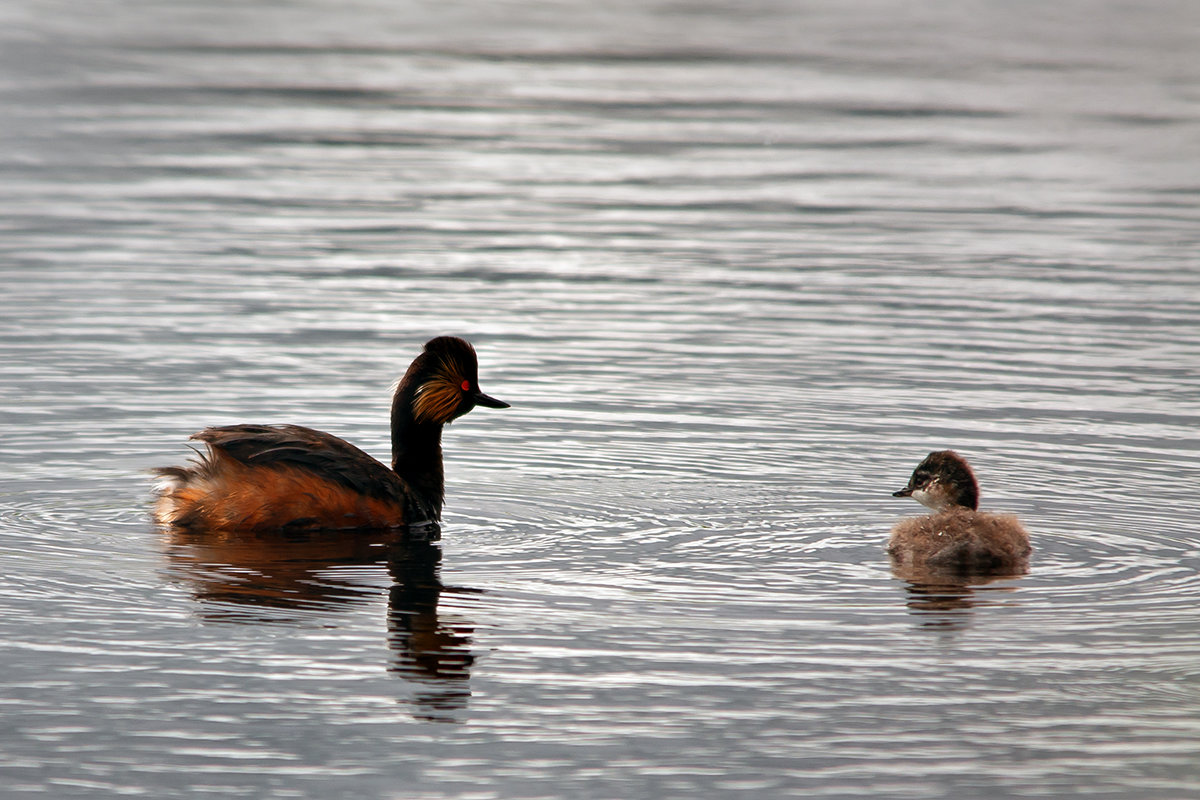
[3, 0, 1200, 797]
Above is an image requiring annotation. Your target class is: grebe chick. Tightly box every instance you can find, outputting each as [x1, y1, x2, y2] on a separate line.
[154, 336, 508, 532]
[889, 450, 1030, 571]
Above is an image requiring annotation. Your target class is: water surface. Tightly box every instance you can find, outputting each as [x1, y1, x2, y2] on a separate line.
[2, 1, 1200, 797]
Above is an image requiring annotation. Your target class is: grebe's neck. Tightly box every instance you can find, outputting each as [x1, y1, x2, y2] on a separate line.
[390, 389, 445, 522]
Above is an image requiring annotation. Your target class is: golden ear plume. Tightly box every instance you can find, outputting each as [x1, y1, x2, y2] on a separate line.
[411, 353, 468, 424]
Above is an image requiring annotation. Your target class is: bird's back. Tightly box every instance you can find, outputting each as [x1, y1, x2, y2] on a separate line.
[888, 508, 1030, 571]
[154, 424, 410, 532]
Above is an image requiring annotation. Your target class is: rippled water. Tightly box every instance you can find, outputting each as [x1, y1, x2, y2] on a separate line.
[3, 0, 1200, 797]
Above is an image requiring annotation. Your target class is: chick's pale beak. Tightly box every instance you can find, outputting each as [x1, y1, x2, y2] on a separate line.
[473, 391, 510, 409]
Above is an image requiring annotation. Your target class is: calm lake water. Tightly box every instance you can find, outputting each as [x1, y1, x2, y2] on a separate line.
[3, 0, 1200, 797]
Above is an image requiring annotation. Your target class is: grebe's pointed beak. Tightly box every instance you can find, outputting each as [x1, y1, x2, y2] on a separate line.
[892, 487, 914, 498]
[473, 391, 510, 409]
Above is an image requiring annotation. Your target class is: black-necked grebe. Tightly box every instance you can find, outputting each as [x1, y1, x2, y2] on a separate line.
[154, 336, 508, 531]
[889, 450, 1030, 570]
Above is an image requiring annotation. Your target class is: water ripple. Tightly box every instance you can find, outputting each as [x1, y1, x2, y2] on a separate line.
[3, 0, 1200, 796]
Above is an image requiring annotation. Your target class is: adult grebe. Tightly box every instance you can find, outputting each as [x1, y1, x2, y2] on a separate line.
[154, 336, 508, 531]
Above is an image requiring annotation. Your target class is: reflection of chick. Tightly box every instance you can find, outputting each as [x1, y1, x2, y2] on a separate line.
[889, 451, 1030, 572]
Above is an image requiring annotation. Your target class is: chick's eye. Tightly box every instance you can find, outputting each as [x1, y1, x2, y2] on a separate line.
[461, 380, 471, 391]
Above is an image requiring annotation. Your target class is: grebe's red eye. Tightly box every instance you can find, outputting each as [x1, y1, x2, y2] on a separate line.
[461, 380, 471, 391]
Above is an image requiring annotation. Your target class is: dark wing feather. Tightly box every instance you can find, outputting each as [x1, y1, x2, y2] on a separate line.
[193, 424, 406, 503]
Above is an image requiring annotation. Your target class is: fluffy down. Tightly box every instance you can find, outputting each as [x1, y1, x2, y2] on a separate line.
[888, 508, 1030, 572]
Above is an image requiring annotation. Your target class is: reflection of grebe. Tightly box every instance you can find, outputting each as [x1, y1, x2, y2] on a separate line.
[890, 451, 1030, 573]
[153, 337, 507, 532]
[387, 538, 476, 723]
[164, 526, 400, 619]
[164, 526, 478, 721]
